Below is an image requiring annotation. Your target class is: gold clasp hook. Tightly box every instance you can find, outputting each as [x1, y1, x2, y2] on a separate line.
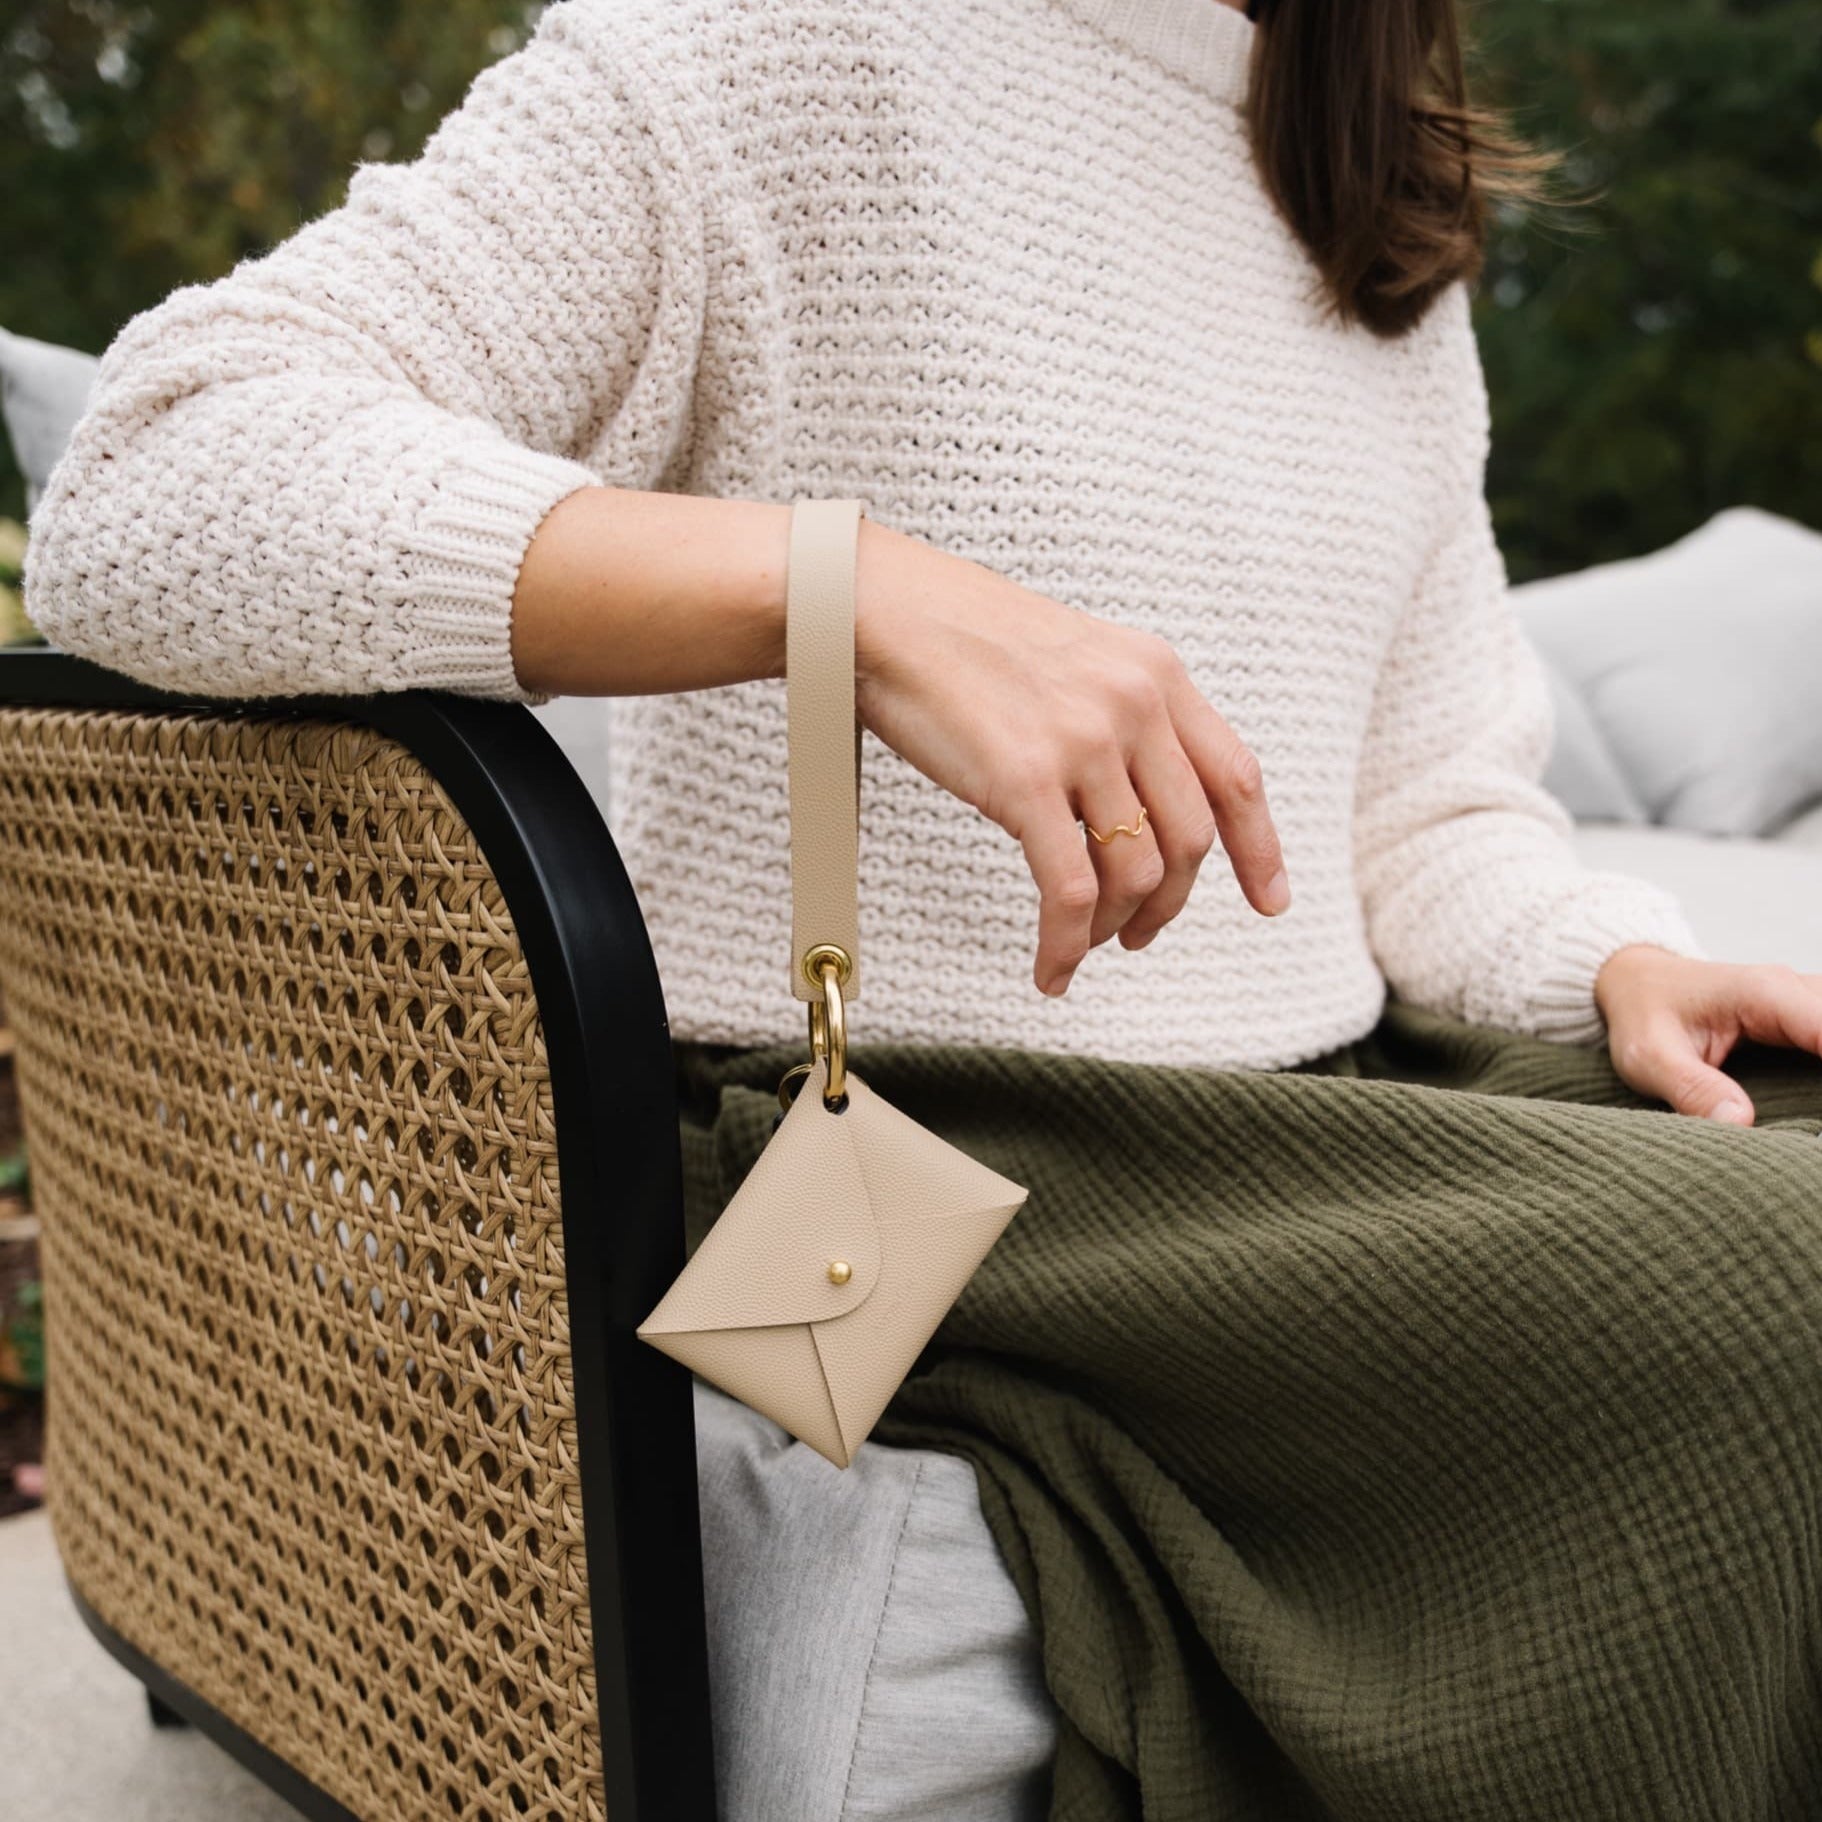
[777, 942, 852, 1113]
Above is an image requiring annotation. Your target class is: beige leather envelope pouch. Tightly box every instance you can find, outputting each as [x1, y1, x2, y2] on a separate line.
[638, 1059, 1027, 1468]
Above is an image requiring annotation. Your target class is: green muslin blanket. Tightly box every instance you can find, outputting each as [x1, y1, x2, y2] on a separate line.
[673, 1005, 1822, 1821]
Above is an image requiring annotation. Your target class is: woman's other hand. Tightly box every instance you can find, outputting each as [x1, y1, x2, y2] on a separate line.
[852, 517, 1291, 999]
[1596, 945, 1822, 1124]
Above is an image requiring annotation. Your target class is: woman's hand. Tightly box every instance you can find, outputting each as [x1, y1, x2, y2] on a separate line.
[1595, 945, 1822, 1125]
[852, 517, 1291, 998]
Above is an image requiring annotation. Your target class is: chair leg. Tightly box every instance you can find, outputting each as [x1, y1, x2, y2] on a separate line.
[146, 1689, 189, 1730]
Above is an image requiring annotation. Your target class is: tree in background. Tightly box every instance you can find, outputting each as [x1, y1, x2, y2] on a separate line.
[0, 0, 541, 521]
[1471, 0, 1822, 578]
[2, 0, 1818, 579]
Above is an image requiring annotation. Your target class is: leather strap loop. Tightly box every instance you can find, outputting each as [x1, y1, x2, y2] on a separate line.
[787, 498, 866, 1002]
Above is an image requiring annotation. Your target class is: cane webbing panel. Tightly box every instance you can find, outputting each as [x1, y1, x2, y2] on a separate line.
[0, 707, 605, 1822]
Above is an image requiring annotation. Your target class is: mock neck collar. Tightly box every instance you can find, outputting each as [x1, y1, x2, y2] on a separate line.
[1050, 0, 1256, 107]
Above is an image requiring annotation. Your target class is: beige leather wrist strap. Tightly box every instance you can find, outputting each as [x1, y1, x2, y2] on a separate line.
[787, 498, 867, 1003]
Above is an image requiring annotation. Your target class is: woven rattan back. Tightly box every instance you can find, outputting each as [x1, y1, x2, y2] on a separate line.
[0, 659, 710, 1822]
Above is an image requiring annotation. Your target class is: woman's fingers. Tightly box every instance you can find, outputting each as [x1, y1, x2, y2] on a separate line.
[1613, 1017, 1756, 1125]
[1074, 778, 1166, 953]
[1007, 653, 1293, 991]
[1733, 963, 1822, 1057]
[1014, 790, 1104, 996]
[1614, 963, 1822, 1124]
[849, 538, 1291, 993]
[1165, 675, 1290, 917]
[1602, 957, 1822, 1125]
[1110, 737, 1217, 951]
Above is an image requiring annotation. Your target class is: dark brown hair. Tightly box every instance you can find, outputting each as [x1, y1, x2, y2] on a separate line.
[1244, 0, 1555, 338]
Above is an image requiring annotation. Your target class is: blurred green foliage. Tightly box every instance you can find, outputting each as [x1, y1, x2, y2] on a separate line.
[1471, 0, 1822, 578]
[0, 0, 1817, 578]
[0, 0, 541, 523]
[0, 518, 33, 644]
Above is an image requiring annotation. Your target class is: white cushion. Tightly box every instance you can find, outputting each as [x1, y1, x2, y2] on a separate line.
[1572, 823, 1822, 973]
[1518, 508, 1822, 838]
[1540, 659, 1648, 824]
[1774, 800, 1822, 853]
[0, 329, 99, 515]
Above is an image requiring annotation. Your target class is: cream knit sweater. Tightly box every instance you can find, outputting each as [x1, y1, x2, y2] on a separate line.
[26, 0, 1702, 1070]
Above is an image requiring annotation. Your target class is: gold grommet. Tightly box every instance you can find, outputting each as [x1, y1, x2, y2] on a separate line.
[827, 1260, 852, 1286]
[801, 942, 853, 993]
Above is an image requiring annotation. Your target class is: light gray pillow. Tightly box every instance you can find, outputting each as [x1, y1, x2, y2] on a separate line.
[1773, 798, 1822, 852]
[0, 328, 100, 515]
[1538, 657, 1649, 825]
[1515, 508, 1822, 837]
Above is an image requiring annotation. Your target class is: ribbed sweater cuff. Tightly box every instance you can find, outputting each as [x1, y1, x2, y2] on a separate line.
[1524, 877, 1707, 1047]
[399, 441, 601, 706]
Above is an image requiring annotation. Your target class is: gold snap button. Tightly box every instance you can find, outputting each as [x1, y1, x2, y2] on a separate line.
[827, 1259, 852, 1286]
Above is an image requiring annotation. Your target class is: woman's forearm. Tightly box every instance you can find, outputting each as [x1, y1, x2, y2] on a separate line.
[514, 484, 1290, 996]
[510, 487, 796, 696]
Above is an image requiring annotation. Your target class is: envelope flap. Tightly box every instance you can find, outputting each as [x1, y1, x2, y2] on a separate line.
[813, 1194, 1026, 1464]
[842, 1076, 1033, 1228]
[638, 1058, 884, 1336]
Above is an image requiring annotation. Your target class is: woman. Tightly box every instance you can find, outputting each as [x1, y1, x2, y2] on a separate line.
[25, 0, 1822, 1815]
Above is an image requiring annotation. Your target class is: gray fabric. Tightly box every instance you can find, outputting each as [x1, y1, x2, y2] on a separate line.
[839, 1430, 1056, 1820]
[694, 1380, 1055, 1822]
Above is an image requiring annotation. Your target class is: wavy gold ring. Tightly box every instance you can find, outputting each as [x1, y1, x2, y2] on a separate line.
[1083, 804, 1149, 844]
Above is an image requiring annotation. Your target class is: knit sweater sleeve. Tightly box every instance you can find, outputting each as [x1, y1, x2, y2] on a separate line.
[1351, 288, 1703, 1045]
[23, 6, 699, 705]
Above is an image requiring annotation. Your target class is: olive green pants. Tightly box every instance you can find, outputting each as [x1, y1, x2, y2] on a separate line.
[674, 1006, 1822, 1822]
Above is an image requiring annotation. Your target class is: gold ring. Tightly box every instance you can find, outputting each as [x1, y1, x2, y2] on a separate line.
[778, 942, 855, 1112]
[1083, 804, 1149, 844]
[806, 956, 848, 1106]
